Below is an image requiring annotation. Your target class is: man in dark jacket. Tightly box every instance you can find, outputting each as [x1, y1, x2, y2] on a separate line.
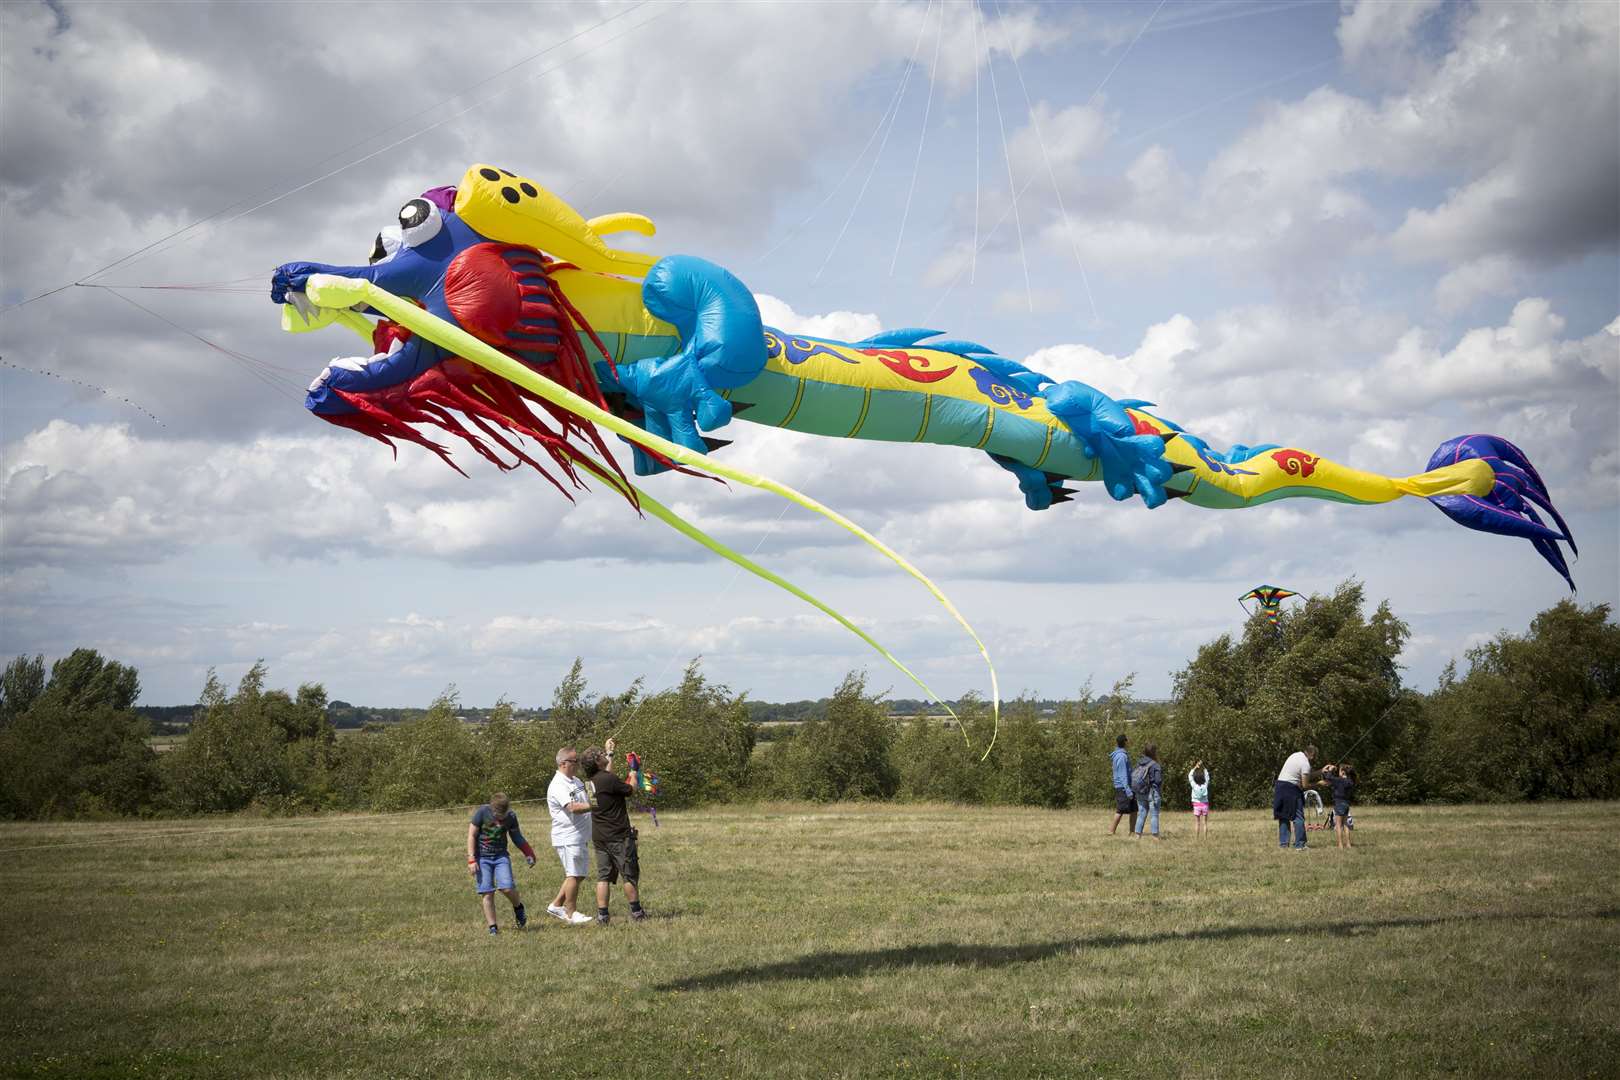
[582, 740, 647, 925]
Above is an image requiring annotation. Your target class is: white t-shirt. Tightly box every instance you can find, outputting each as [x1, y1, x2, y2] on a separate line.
[546, 770, 592, 847]
[1277, 751, 1312, 788]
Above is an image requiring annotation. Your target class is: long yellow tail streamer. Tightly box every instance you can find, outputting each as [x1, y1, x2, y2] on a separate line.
[573, 456, 962, 730]
[299, 275, 1000, 756]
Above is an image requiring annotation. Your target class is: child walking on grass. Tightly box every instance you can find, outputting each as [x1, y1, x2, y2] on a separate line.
[1188, 761, 1212, 839]
[467, 792, 537, 935]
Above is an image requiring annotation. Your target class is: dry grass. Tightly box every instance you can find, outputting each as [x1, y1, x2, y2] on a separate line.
[1, 802, 1617, 1079]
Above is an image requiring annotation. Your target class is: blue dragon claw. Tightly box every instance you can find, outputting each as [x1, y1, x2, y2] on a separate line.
[988, 454, 1072, 511]
[1426, 434, 1578, 590]
[1044, 381, 1174, 508]
[612, 351, 735, 473]
[610, 256, 766, 476]
[270, 263, 323, 305]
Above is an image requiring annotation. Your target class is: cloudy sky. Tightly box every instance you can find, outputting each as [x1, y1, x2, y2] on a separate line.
[2, 0, 1616, 709]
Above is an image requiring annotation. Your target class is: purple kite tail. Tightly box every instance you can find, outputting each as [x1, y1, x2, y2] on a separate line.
[1426, 434, 1578, 590]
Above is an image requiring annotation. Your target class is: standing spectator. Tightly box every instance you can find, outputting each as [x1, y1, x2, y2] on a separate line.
[466, 792, 536, 935]
[1273, 744, 1317, 850]
[582, 739, 647, 925]
[1323, 762, 1357, 849]
[1108, 734, 1136, 835]
[1132, 743, 1163, 841]
[546, 746, 595, 925]
[1188, 761, 1212, 839]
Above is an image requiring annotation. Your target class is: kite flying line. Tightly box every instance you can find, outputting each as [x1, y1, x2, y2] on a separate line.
[1, 355, 167, 427]
[0, 1, 673, 317]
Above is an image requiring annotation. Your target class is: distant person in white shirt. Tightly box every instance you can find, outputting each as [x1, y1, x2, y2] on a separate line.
[1273, 745, 1316, 850]
[546, 746, 595, 925]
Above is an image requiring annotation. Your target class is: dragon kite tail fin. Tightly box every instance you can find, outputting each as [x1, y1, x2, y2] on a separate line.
[1423, 434, 1578, 590]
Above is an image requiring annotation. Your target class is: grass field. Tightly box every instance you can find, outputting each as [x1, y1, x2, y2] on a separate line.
[2, 802, 1617, 1079]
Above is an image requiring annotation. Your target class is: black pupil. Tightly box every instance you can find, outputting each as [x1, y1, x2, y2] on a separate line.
[399, 200, 429, 228]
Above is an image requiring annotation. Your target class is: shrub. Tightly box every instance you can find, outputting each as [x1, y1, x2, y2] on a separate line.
[364, 689, 485, 811]
[162, 664, 335, 815]
[0, 650, 159, 819]
[757, 672, 897, 801]
[606, 660, 755, 808]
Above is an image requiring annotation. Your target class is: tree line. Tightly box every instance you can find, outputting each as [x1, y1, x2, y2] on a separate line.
[1, 583, 1615, 819]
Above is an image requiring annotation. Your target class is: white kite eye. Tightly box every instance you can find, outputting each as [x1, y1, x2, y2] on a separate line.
[397, 198, 442, 248]
[368, 226, 403, 265]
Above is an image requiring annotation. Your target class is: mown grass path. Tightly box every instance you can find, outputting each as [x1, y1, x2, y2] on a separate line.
[2, 803, 1617, 1078]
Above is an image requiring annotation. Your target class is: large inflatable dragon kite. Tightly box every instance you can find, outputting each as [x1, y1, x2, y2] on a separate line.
[269, 165, 1577, 720]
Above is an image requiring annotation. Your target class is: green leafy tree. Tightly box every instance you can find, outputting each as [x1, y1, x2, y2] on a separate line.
[1059, 676, 1144, 808]
[325, 726, 391, 810]
[163, 665, 288, 813]
[594, 677, 645, 742]
[162, 662, 339, 814]
[983, 697, 1068, 807]
[0, 649, 159, 818]
[479, 697, 555, 801]
[1173, 581, 1409, 806]
[611, 660, 755, 808]
[0, 653, 47, 729]
[365, 687, 485, 810]
[758, 672, 897, 801]
[549, 658, 597, 744]
[1420, 600, 1619, 801]
[894, 701, 987, 804]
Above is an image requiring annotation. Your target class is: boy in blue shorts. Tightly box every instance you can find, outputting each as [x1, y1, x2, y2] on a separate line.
[467, 792, 537, 934]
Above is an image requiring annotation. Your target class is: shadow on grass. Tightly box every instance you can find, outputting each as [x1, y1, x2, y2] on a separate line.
[657, 908, 1619, 992]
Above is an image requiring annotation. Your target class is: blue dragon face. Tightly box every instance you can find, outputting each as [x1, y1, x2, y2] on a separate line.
[349, 193, 490, 306]
[271, 185, 526, 416]
[270, 187, 491, 314]
[272, 188, 506, 416]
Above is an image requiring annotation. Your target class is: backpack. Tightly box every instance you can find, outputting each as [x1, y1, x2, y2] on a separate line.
[1130, 760, 1154, 797]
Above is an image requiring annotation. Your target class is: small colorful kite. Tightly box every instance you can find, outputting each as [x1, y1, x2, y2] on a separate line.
[625, 751, 659, 796]
[1240, 585, 1300, 628]
[626, 750, 660, 826]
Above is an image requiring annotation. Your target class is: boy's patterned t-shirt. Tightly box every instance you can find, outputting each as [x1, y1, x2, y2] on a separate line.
[470, 805, 518, 858]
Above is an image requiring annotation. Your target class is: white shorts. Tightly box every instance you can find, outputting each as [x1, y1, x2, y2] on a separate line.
[555, 844, 589, 877]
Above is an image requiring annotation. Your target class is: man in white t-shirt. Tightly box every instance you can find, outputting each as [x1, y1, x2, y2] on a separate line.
[1272, 745, 1316, 850]
[545, 746, 595, 924]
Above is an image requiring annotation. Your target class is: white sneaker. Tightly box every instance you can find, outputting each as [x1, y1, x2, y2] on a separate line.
[546, 905, 568, 921]
[568, 911, 594, 925]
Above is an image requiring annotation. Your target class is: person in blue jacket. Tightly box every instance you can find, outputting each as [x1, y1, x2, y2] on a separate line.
[1109, 734, 1136, 835]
